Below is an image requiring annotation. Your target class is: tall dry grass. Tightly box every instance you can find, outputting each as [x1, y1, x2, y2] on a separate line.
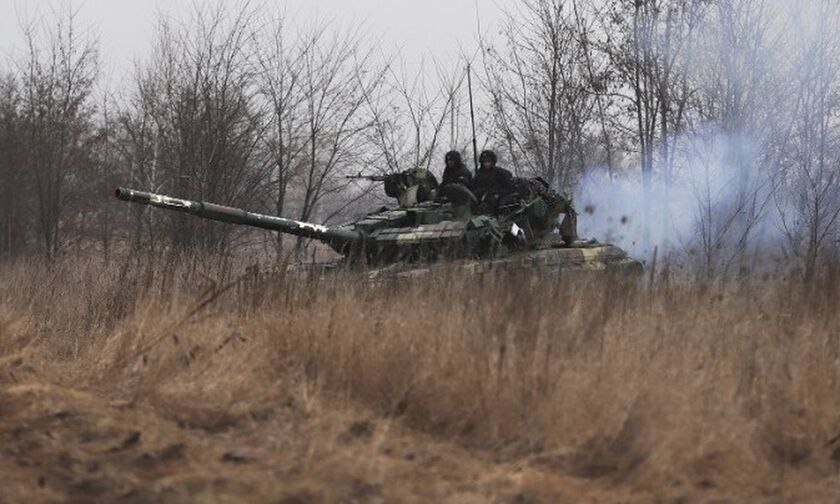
[2, 256, 840, 499]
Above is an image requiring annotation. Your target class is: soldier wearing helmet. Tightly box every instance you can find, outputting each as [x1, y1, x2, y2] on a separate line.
[441, 150, 473, 187]
[383, 165, 439, 206]
[470, 150, 514, 214]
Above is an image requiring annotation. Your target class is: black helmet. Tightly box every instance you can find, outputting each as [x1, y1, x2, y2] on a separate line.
[479, 150, 497, 164]
[445, 150, 462, 163]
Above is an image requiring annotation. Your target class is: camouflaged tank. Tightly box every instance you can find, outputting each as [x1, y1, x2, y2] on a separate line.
[114, 179, 642, 279]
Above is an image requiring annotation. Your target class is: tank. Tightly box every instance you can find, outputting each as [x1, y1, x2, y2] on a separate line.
[114, 180, 642, 279]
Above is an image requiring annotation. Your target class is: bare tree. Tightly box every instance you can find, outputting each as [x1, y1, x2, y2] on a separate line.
[358, 57, 467, 181]
[16, 9, 99, 261]
[252, 12, 314, 258]
[0, 72, 27, 258]
[677, 0, 782, 277]
[601, 0, 706, 186]
[290, 23, 384, 251]
[777, 0, 840, 280]
[481, 0, 599, 190]
[116, 4, 270, 256]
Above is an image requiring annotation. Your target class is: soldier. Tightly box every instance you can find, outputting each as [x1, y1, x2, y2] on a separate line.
[508, 176, 578, 245]
[383, 166, 439, 205]
[470, 150, 514, 214]
[441, 150, 472, 186]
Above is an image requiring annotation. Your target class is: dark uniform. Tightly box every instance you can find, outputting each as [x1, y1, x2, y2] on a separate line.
[384, 166, 439, 204]
[508, 176, 578, 244]
[441, 150, 473, 186]
[470, 150, 514, 214]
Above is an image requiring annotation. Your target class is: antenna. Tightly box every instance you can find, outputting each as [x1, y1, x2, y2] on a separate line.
[467, 63, 479, 173]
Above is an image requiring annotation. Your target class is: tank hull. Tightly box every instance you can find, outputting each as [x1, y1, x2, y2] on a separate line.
[288, 244, 642, 280]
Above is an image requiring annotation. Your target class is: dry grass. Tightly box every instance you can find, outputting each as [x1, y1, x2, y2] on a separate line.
[2, 257, 840, 502]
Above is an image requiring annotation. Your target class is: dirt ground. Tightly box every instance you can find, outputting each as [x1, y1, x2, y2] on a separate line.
[0, 369, 742, 504]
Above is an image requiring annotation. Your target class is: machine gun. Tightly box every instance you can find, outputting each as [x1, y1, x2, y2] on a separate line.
[345, 172, 394, 182]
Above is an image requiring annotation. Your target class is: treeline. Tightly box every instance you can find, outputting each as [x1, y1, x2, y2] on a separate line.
[1, 1, 840, 278]
[0, 6, 465, 263]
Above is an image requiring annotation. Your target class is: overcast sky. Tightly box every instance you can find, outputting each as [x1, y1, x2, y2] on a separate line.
[0, 0, 503, 84]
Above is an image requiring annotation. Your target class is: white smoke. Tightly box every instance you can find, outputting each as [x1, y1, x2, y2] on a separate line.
[575, 170, 691, 260]
[575, 127, 786, 274]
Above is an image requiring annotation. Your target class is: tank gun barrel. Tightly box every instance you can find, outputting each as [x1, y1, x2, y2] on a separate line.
[114, 187, 361, 253]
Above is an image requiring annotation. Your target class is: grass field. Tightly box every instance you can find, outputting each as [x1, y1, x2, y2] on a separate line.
[2, 258, 840, 502]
